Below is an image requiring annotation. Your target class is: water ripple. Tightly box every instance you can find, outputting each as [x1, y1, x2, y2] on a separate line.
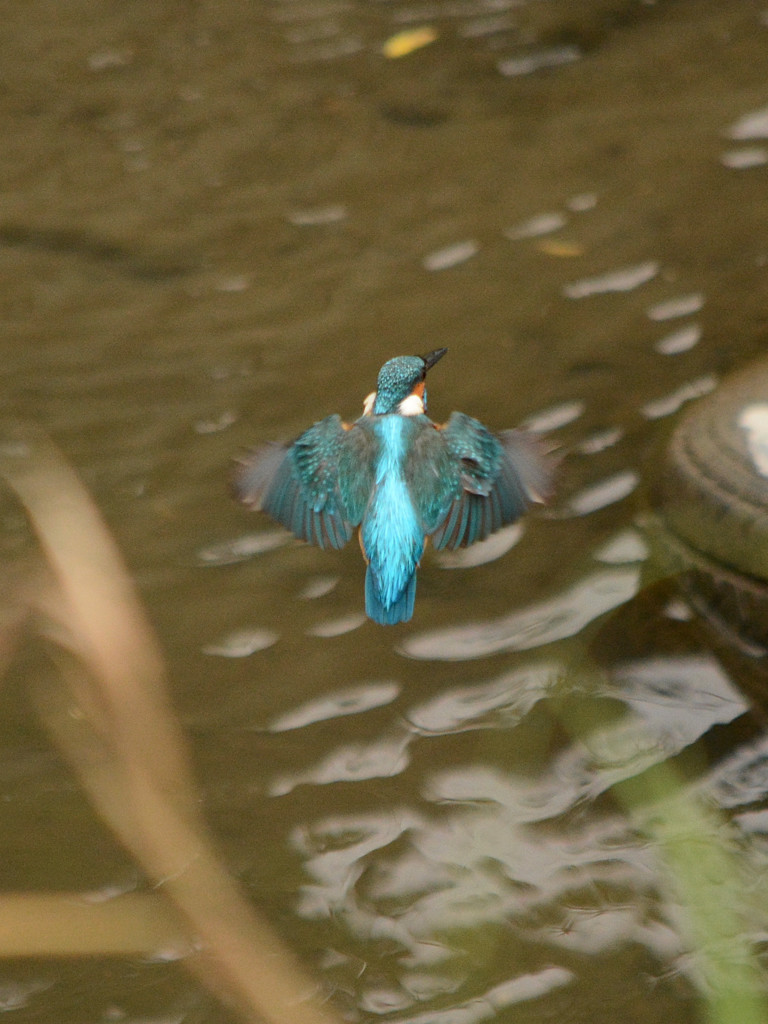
[498, 45, 580, 78]
[575, 426, 624, 454]
[388, 968, 575, 1024]
[422, 240, 479, 271]
[434, 522, 523, 569]
[522, 399, 584, 432]
[646, 292, 704, 320]
[196, 530, 289, 566]
[423, 764, 579, 822]
[641, 373, 718, 420]
[611, 656, 746, 753]
[721, 147, 768, 169]
[654, 323, 702, 355]
[593, 529, 648, 565]
[401, 567, 640, 661]
[504, 212, 567, 241]
[268, 681, 400, 732]
[728, 105, 768, 140]
[563, 469, 639, 516]
[307, 612, 366, 637]
[269, 732, 412, 795]
[201, 627, 278, 657]
[708, 734, 768, 810]
[563, 261, 658, 299]
[405, 662, 558, 734]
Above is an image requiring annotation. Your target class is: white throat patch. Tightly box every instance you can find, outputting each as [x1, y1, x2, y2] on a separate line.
[398, 393, 425, 416]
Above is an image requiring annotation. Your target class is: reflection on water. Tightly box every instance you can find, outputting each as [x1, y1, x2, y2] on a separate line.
[728, 104, 768, 140]
[283, 635, 763, 1019]
[406, 662, 555, 734]
[564, 468, 639, 515]
[738, 404, 768, 477]
[270, 732, 412, 796]
[721, 147, 768, 170]
[654, 323, 702, 356]
[497, 44, 581, 78]
[268, 681, 401, 732]
[422, 240, 479, 271]
[201, 626, 279, 657]
[504, 211, 567, 241]
[641, 374, 719, 421]
[402, 564, 640, 660]
[522, 399, 585, 433]
[647, 294, 705, 321]
[562, 260, 659, 300]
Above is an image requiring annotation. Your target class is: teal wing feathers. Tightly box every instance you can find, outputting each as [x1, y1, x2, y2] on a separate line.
[412, 412, 552, 551]
[233, 415, 373, 550]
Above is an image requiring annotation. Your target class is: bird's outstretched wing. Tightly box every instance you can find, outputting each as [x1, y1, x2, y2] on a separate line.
[233, 415, 373, 550]
[410, 412, 552, 550]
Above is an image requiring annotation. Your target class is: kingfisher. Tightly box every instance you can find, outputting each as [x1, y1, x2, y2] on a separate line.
[233, 349, 552, 625]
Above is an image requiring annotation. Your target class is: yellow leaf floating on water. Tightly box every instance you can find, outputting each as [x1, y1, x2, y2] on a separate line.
[382, 26, 438, 59]
[536, 239, 584, 257]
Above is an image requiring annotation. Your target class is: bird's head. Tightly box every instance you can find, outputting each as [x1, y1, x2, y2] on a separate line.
[363, 348, 448, 416]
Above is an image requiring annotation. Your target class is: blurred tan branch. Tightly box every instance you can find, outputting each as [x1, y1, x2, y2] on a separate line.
[0, 423, 342, 1024]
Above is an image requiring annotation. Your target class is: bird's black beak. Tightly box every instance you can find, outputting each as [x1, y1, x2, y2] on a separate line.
[420, 347, 448, 372]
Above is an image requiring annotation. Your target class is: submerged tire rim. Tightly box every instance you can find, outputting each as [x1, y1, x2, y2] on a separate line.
[650, 361, 768, 655]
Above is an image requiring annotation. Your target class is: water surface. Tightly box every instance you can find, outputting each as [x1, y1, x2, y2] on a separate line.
[3, 1, 768, 1021]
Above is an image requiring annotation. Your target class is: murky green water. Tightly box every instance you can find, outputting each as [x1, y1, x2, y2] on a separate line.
[4, 1, 768, 1021]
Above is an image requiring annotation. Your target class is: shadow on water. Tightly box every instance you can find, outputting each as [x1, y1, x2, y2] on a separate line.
[4, 0, 768, 1021]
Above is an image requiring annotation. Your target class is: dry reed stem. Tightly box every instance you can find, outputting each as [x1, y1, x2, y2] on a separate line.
[0, 423, 343, 1024]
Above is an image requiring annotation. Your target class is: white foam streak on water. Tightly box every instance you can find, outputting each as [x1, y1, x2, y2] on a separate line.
[401, 567, 640, 661]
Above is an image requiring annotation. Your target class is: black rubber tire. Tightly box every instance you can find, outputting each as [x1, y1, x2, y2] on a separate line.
[652, 361, 768, 583]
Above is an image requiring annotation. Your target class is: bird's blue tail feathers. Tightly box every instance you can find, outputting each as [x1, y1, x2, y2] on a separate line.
[365, 566, 417, 625]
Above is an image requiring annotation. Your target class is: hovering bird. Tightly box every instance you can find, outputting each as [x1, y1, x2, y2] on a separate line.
[233, 349, 552, 625]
